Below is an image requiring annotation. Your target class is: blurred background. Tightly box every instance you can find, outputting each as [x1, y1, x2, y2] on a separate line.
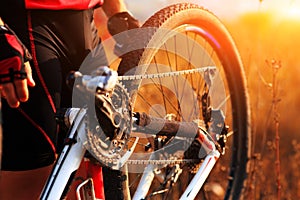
[97, 0, 300, 198]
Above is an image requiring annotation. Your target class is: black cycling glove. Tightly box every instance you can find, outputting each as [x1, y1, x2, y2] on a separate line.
[107, 12, 140, 56]
[0, 24, 32, 83]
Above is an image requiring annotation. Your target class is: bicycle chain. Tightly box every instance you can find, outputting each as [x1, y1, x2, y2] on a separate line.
[126, 158, 197, 165]
[117, 66, 216, 81]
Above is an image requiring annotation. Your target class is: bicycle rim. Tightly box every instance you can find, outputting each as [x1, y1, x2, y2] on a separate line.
[118, 3, 251, 200]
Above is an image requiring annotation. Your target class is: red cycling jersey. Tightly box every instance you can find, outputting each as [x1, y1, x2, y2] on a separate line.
[25, 0, 103, 10]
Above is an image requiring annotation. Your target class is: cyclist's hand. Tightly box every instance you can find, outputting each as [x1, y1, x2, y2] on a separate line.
[107, 12, 140, 56]
[0, 24, 35, 108]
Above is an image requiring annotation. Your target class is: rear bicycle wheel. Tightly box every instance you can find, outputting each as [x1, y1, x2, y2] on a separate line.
[118, 3, 251, 199]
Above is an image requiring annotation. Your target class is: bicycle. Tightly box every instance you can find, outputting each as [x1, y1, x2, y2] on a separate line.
[39, 3, 251, 200]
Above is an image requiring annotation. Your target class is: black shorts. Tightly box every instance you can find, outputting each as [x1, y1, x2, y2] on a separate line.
[0, 7, 107, 170]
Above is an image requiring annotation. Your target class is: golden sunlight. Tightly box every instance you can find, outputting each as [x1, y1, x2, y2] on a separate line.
[285, 6, 300, 19]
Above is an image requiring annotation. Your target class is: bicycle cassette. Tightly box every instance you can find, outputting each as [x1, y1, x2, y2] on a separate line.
[84, 82, 137, 170]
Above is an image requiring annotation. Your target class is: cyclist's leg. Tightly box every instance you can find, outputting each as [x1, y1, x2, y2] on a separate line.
[0, 6, 59, 199]
[0, 165, 53, 200]
[0, 6, 105, 200]
[0, 55, 60, 199]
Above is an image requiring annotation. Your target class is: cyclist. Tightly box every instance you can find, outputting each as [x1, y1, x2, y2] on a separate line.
[0, 0, 138, 199]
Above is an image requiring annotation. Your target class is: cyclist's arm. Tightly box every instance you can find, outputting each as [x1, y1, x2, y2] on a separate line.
[97, 0, 139, 56]
[0, 17, 35, 108]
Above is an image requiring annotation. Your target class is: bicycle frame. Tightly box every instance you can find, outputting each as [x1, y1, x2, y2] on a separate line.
[132, 129, 220, 200]
[40, 105, 221, 200]
[180, 151, 220, 200]
[40, 108, 87, 200]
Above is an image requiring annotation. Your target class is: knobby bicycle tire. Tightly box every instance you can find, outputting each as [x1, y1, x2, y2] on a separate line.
[114, 3, 251, 200]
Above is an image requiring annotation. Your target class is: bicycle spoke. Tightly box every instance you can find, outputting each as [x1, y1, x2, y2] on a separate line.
[116, 3, 251, 199]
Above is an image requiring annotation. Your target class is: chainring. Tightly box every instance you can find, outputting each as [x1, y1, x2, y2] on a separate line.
[84, 82, 133, 169]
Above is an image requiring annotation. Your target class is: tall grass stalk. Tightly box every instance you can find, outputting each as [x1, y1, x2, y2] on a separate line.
[267, 59, 282, 200]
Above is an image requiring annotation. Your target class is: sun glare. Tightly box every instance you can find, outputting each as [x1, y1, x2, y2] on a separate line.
[286, 7, 300, 19]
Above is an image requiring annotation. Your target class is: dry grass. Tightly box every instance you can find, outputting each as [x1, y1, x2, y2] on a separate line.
[224, 11, 300, 199]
